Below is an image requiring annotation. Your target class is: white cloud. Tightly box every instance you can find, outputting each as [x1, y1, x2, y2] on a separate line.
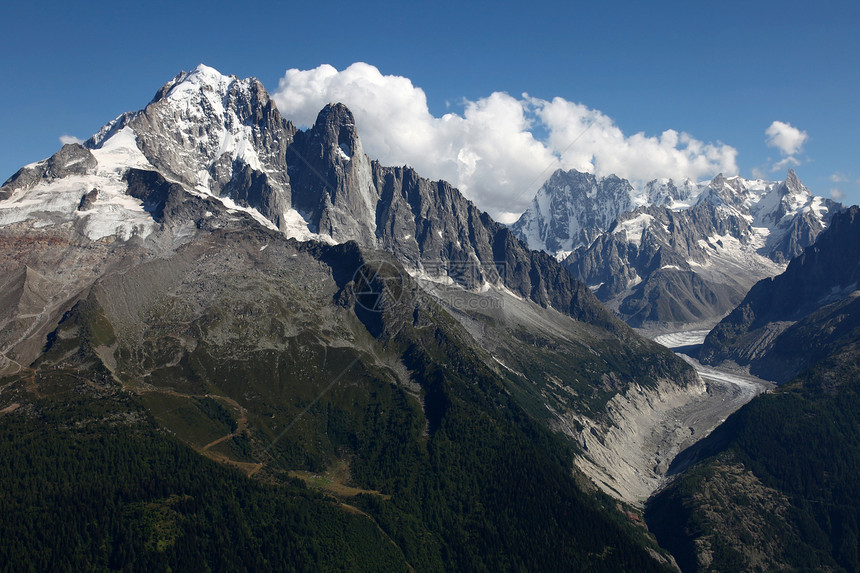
[831, 188, 845, 201]
[772, 156, 801, 172]
[535, 97, 738, 185]
[830, 172, 848, 183]
[59, 134, 84, 145]
[765, 121, 808, 156]
[274, 63, 738, 221]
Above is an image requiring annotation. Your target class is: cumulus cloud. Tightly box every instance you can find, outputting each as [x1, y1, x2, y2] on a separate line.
[830, 172, 848, 183]
[274, 63, 738, 221]
[831, 188, 845, 200]
[765, 121, 808, 156]
[59, 134, 83, 145]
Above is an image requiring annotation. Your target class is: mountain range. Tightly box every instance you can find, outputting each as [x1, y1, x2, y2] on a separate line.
[1, 64, 857, 572]
[512, 167, 840, 329]
[0, 64, 704, 571]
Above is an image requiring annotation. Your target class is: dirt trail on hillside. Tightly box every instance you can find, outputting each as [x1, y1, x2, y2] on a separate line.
[136, 386, 263, 477]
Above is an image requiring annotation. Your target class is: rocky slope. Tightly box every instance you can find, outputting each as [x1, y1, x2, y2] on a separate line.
[700, 205, 860, 382]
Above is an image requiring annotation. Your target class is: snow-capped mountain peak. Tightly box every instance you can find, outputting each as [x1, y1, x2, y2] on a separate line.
[510, 169, 633, 255]
[750, 169, 815, 229]
[164, 64, 233, 98]
[81, 64, 299, 231]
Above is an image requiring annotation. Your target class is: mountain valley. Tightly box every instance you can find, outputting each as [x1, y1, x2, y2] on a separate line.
[645, 208, 860, 572]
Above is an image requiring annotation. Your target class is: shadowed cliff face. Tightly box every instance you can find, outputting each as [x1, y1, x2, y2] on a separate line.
[288, 103, 379, 244]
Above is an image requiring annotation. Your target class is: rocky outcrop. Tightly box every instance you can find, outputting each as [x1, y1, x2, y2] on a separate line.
[752, 169, 841, 263]
[1, 144, 98, 200]
[77, 189, 99, 211]
[288, 103, 379, 245]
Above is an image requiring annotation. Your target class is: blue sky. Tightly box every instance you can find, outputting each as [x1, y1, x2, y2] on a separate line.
[2, 0, 857, 218]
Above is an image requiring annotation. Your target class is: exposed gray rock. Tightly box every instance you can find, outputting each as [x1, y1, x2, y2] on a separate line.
[753, 170, 841, 263]
[368, 162, 624, 332]
[77, 188, 99, 211]
[1, 144, 97, 199]
[218, 161, 289, 227]
[288, 103, 379, 245]
[123, 169, 183, 223]
[44, 144, 98, 179]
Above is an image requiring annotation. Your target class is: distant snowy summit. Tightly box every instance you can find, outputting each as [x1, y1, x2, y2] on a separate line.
[512, 167, 842, 328]
[509, 170, 634, 259]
